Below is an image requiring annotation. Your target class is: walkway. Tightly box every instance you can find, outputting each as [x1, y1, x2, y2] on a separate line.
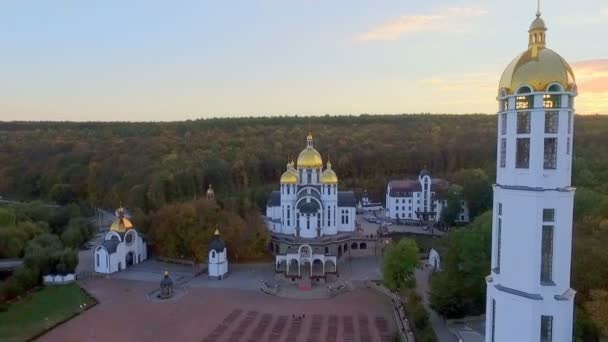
[414, 266, 458, 342]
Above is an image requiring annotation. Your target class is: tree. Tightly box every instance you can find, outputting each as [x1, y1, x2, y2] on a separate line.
[583, 289, 608, 337]
[440, 185, 464, 226]
[455, 169, 493, 220]
[0, 208, 16, 227]
[382, 238, 419, 291]
[49, 183, 75, 205]
[23, 233, 64, 276]
[429, 211, 492, 318]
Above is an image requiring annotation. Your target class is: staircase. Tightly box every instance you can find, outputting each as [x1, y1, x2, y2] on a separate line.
[298, 278, 311, 291]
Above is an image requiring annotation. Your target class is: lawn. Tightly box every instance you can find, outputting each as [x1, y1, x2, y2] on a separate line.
[0, 283, 96, 342]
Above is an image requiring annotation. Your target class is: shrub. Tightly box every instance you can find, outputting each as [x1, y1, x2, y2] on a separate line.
[13, 266, 40, 290]
[0, 278, 24, 302]
[418, 326, 438, 342]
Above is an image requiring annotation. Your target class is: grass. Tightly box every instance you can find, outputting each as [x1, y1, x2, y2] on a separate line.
[0, 283, 96, 342]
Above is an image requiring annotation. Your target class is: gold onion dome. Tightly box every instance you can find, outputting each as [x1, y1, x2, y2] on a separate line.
[280, 168, 298, 184]
[498, 12, 575, 94]
[297, 133, 323, 168]
[110, 206, 134, 232]
[321, 160, 338, 184]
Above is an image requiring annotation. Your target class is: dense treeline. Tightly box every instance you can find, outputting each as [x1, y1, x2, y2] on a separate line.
[2, 115, 606, 211]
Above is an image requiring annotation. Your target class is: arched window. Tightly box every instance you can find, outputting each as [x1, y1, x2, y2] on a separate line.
[211, 251, 216, 259]
[360, 242, 367, 250]
[548, 84, 563, 92]
[351, 242, 358, 250]
[517, 86, 532, 94]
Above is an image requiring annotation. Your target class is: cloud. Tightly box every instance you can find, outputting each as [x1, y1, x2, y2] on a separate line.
[357, 7, 487, 41]
[571, 59, 608, 114]
[418, 72, 495, 92]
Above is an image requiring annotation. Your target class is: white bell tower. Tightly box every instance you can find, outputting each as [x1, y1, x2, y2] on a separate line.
[485, 6, 577, 342]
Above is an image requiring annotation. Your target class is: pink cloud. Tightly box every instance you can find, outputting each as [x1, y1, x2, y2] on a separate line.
[357, 7, 487, 41]
[571, 59, 608, 114]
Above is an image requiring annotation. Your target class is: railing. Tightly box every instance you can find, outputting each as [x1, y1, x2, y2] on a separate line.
[364, 280, 415, 342]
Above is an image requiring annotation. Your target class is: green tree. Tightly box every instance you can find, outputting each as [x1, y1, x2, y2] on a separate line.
[429, 211, 492, 318]
[455, 169, 493, 220]
[382, 238, 419, 291]
[23, 233, 64, 276]
[49, 183, 75, 205]
[0, 208, 16, 227]
[440, 185, 464, 226]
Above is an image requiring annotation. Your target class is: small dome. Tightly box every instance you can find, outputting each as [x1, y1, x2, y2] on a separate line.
[209, 229, 226, 253]
[297, 148, 323, 168]
[320, 161, 338, 184]
[499, 48, 575, 94]
[110, 206, 134, 232]
[280, 169, 298, 184]
[110, 217, 134, 232]
[530, 16, 546, 31]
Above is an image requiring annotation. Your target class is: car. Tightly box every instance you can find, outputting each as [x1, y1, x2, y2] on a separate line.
[366, 216, 377, 223]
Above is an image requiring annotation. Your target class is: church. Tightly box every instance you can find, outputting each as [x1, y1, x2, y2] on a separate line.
[266, 133, 363, 281]
[485, 6, 577, 342]
[94, 206, 148, 274]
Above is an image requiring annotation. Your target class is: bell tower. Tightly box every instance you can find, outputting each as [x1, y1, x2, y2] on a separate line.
[486, 5, 577, 342]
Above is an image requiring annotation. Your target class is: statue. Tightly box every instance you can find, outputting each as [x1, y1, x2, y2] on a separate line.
[159, 271, 174, 299]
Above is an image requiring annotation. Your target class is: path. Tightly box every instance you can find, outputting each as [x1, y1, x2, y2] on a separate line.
[414, 266, 458, 342]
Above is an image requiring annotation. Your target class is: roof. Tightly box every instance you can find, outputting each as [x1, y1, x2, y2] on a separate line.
[338, 191, 356, 207]
[209, 236, 226, 253]
[267, 190, 280, 207]
[101, 239, 120, 254]
[388, 179, 421, 194]
[388, 178, 451, 197]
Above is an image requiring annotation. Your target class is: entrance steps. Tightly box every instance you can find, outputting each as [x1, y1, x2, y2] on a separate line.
[298, 278, 312, 291]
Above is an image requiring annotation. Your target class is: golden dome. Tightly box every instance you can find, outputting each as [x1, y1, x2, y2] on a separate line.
[280, 169, 298, 184]
[499, 13, 575, 94]
[110, 205, 134, 232]
[499, 48, 575, 94]
[320, 161, 338, 184]
[297, 133, 323, 168]
[110, 217, 134, 232]
[297, 148, 323, 168]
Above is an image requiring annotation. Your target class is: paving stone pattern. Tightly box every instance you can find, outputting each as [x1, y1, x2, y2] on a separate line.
[204, 310, 394, 342]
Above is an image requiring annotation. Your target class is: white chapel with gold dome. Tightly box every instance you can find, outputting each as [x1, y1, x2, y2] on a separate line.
[485, 5, 577, 342]
[94, 206, 148, 274]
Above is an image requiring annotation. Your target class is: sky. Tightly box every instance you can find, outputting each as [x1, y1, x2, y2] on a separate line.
[0, 0, 607, 121]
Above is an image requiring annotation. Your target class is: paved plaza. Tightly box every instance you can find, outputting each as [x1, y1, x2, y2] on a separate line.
[40, 278, 397, 342]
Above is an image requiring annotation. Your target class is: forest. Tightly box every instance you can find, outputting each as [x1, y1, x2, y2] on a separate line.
[0, 114, 607, 338]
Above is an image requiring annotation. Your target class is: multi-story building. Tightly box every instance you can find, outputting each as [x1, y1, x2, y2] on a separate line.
[385, 170, 469, 223]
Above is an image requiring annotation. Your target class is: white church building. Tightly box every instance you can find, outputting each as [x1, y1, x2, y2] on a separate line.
[266, 133, 356, 238]
[94, 206, 148, 274]
[385, 170, 469, 223]
[485, 7, 576, 342]
[266, 133, 357, 279]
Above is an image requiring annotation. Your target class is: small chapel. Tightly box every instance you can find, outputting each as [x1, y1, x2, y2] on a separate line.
[94, 206, 148, 274]
[208, 229, 228, 280]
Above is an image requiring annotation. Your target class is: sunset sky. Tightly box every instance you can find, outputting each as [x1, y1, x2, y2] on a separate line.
[1, 0, 607, 121]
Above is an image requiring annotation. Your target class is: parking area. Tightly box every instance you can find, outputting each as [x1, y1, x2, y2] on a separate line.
[356, 212, 445, 237]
